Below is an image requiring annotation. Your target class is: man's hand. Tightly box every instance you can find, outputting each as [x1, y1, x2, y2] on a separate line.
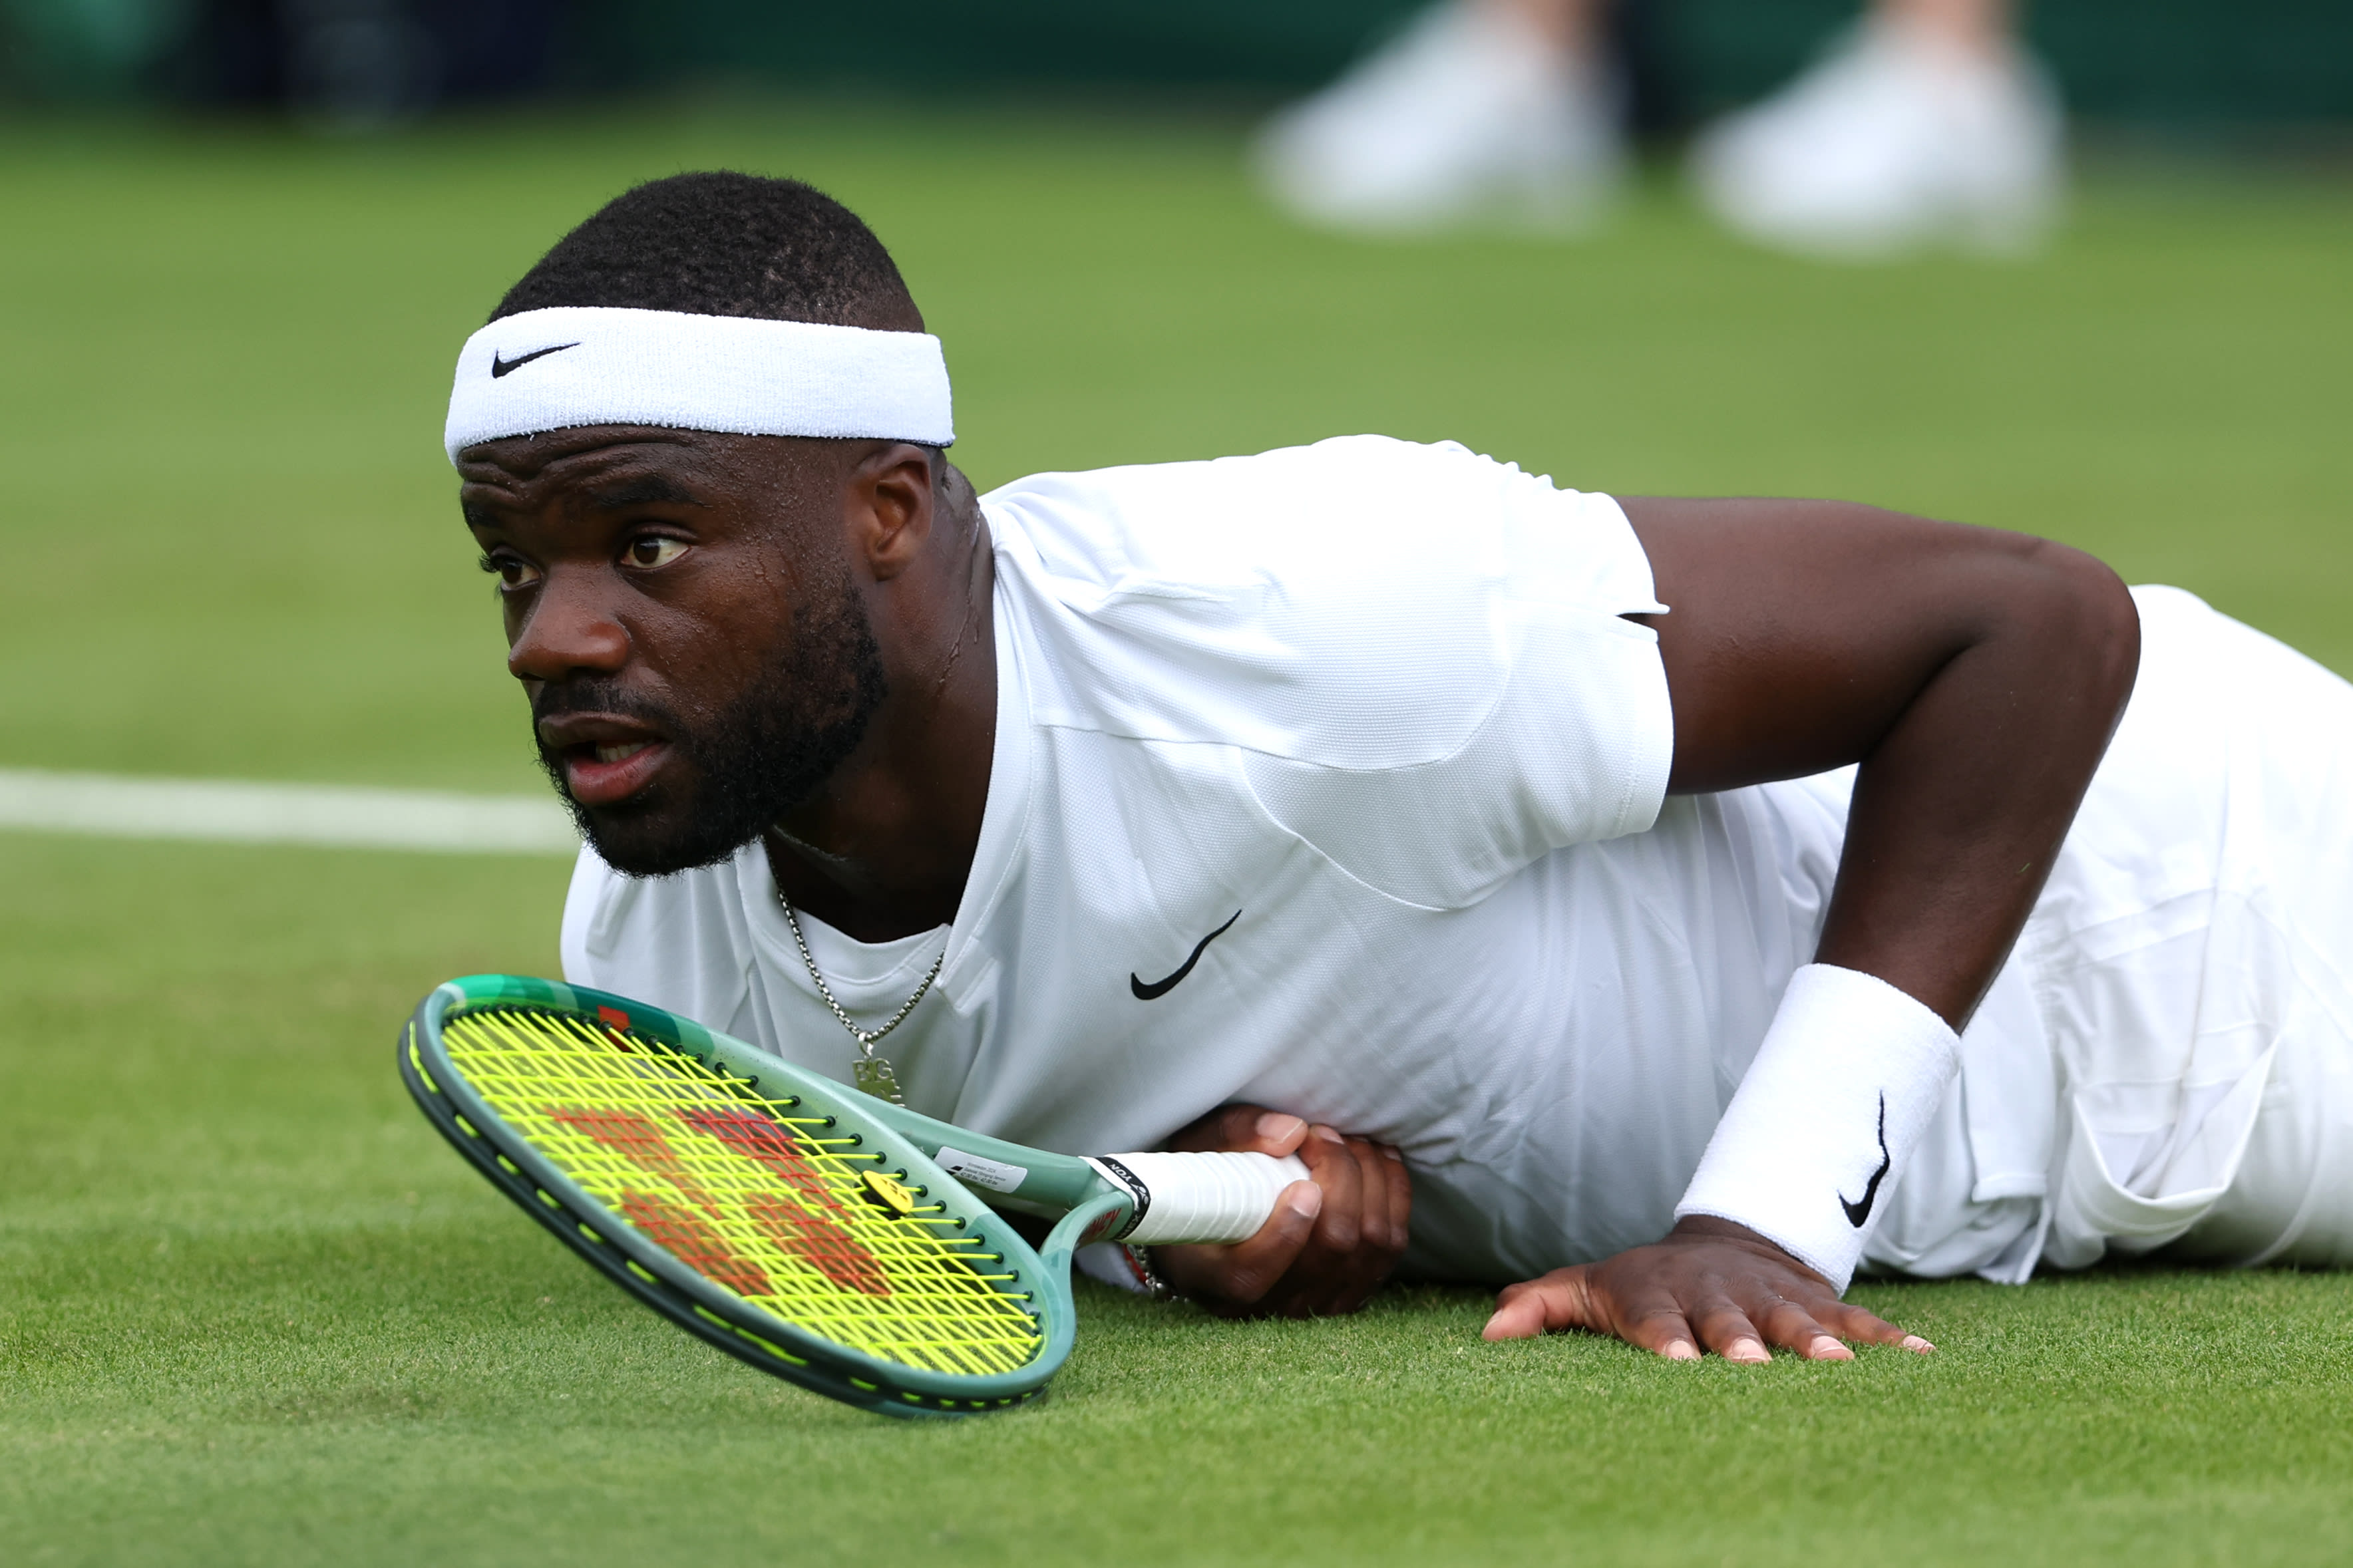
[1481, 1217, 1934, 1361]
[1148, 1102, 1411, 1317]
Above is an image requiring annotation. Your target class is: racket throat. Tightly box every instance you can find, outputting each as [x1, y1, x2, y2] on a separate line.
[1040, 1189, 1145, 1271]
[1083, 1156, 1154, 1242]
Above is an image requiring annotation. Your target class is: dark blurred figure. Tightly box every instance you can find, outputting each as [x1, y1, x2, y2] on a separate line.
[178, 0, 568, 128]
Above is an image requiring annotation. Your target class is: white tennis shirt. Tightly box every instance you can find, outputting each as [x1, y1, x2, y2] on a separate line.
[566, 435, 2342, 1285]
[562, 434, 1840, 1280]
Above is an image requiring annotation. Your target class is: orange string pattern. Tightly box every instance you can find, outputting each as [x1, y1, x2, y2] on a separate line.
[443, 1007, 1042, 1376]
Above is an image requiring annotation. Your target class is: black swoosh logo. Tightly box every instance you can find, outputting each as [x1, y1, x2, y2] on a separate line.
[1129, 909, 1241, 1001]
[490, 343, 578, 378]
[1840, 1093, 1892, 1228]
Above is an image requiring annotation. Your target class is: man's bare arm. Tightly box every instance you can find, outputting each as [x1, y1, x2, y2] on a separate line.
[1626, 496, 2139, 1025]
[1487, 497, 2139, 1360]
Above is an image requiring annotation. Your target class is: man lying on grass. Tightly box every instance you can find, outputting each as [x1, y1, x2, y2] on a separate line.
[446, 171, 2353, 1363]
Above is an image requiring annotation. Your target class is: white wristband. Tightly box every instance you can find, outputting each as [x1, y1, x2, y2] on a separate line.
[1674, 963, 1960, 1291]
[1087, 1152, 1311, 1245]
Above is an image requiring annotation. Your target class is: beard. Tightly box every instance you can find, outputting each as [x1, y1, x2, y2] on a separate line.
[534, 575, 888, 877]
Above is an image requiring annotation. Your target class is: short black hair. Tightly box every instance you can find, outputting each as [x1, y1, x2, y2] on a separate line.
[490, 171, 922, 331]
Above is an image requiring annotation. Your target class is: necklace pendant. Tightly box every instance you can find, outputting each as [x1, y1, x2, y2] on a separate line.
[853, 1053, 907, 1106]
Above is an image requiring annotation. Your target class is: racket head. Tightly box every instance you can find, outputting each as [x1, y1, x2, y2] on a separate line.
[400, 973, 1089, 1418]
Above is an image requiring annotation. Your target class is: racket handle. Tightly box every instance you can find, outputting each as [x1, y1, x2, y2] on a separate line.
[1087, 1151, 1312, 1246]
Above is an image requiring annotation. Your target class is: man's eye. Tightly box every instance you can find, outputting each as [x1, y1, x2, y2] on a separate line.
[626, 536, 687, 569]
[478, 553, 541, 589]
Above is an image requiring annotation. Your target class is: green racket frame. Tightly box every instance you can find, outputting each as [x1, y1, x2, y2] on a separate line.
[399, 973, 1144, 1419]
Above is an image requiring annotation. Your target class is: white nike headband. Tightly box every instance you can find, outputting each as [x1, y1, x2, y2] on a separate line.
[443, 305, 955, 464]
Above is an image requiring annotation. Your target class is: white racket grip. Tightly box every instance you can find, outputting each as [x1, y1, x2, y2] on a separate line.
[1085, 1152, 1313, 1245]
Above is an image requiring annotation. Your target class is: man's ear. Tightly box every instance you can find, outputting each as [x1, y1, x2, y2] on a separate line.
[848, 442, 938, 583]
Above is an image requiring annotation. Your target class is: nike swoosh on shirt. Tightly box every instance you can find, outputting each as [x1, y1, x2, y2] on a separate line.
[1840, 1094, 1893, 1228]
[491, 343, 579, 378]
[1130, 909, 1242, 1001]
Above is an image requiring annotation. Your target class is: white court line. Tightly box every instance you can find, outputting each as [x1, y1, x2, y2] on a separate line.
[0, 768, 579, 856]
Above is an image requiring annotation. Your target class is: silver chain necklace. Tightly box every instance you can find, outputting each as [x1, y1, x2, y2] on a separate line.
[777, 891, 942, 1106]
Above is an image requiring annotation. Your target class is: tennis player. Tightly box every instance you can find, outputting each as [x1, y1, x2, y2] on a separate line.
[447, 172, 2353, 1363]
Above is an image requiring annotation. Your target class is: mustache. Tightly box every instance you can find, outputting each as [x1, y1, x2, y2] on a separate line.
[530, 679, 681, 735]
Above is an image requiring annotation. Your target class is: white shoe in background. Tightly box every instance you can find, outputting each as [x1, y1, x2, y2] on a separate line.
[1253, 3, 1624, 234]
[1691, 21, 2064, 259]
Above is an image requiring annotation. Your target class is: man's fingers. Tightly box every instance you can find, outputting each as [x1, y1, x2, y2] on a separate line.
[1153, 1114, 1405, 1319]
[1481, 1290, 1553, 1341]
[1492, 1226, 1939, 1364]
[1237, 1108, 1309, 1155]
[1483, 1268, 1707, 1360]
[1324, 1138, 1407, 1313]
[1247, 1134, 1409, 1317]
[1826, 1299, 1934, 1353]
[1294, 1126, 1364, 1255]
[1373, 1144, 1412, 1260]
[1339, 1139, 1401, 1255]
[1264, 1127, 1364, 1315]
[1610, 1301, 1705, 1360]
[1224, 1179, 1324, 1299]
[1757, 1297, 1852, 1361]
[1381, 1146, 1412, 1247]
[1165, 1101, 1308, 1158]
[1159, 1178, 1323, 1313]
[1483, 1267, 1604, 1341]
[1688, 1296, 1771, 1363]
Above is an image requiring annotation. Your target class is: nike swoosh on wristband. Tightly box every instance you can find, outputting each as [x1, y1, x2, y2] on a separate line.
[1840, 1093, 1893, 1228]
[490, 343, 580, 378]
[1129, 909, 1242, 1001]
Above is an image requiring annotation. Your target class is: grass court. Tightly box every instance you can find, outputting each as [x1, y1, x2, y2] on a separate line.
[2, 102, 2350, 1565]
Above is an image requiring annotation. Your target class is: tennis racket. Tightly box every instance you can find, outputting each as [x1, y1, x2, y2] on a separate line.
[399, 973, 1306, 1419]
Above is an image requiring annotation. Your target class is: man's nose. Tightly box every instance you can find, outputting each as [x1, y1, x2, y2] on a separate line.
[508, 569, 630, 683]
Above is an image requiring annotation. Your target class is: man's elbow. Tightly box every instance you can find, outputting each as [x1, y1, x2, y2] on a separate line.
[2016, 539, 2141, 729]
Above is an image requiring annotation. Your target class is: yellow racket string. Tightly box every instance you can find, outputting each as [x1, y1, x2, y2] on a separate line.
[442, 1007, 1043, 1377]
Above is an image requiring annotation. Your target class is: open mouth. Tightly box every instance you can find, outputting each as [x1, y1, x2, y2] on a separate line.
[559, 737, 672, 807]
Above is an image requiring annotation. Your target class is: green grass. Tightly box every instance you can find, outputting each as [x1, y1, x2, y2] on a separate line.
[1, 104, 2347, 790]
[2, 103, 2351, 1564]
[7, 829, 2353, 1567]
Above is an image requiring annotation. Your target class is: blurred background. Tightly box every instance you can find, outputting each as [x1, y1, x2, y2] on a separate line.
[5, 1, 2352, 134]
[2, 0, 2346, 798]
[1, 5, 2348, 1556]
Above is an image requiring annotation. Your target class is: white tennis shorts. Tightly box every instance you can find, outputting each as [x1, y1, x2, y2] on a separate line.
[1865, 587, 2353, 1280]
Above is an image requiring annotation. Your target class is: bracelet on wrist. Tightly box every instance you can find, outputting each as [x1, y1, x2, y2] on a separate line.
[1123, 1243, 1176, 1301]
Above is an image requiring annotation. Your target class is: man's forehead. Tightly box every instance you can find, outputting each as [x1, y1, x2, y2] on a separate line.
[456, 428, 757, 519]
[461, 426, 711, 485]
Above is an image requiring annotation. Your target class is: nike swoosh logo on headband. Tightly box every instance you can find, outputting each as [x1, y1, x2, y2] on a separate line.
[491, 343, 580, 378]
[1131, 909, 1241, 1001]
[1839, 1094, 1892, 1228]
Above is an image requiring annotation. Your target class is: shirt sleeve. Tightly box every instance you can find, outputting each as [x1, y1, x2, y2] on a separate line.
[1236, 452, 1672, 907]
[989, 435, 1674, 910]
